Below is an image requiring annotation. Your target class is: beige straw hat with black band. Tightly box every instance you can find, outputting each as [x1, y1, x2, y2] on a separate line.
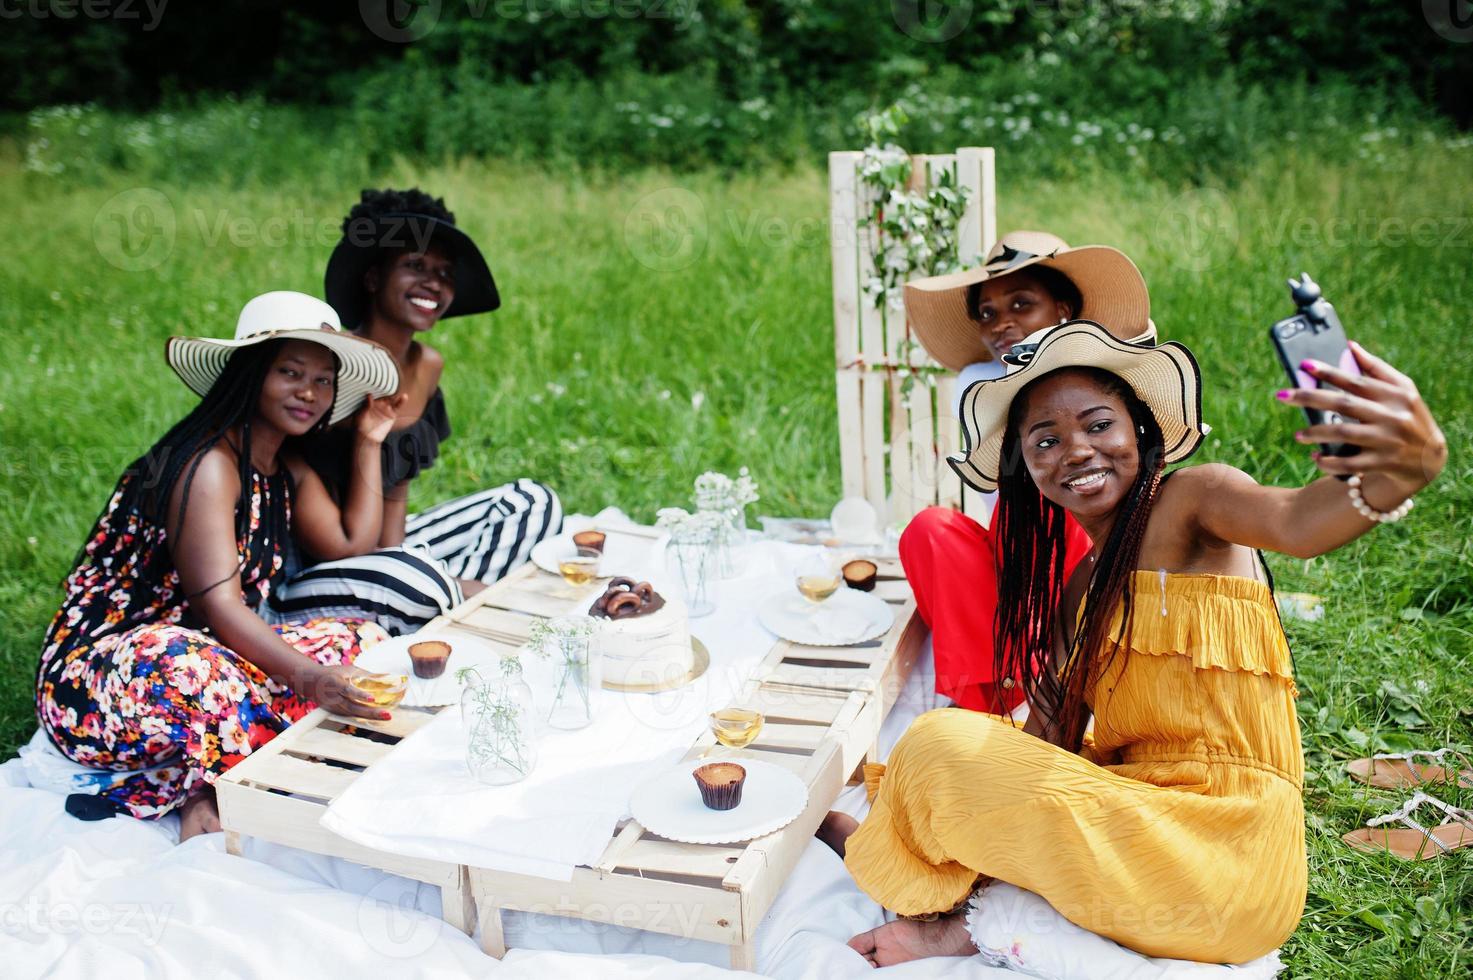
[166, 291, 400, 426]
[950, 320, 1208, 493]
[904, 231, 1154, 373]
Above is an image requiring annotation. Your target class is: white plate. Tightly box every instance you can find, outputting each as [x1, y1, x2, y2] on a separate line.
[530, 527, 668, 578]
[757, 587, 894, 646]
[629, 758, 809, 845]
[353, 631, 504, 708]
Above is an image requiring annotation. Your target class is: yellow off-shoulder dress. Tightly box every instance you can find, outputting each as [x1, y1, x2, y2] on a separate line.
[843, 572, 1307, 964]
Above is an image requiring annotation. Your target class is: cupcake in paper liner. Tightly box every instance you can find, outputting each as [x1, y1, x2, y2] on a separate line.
[693, 762, 746, 810]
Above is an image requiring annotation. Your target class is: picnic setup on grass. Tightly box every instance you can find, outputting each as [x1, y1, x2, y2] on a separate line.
[6, 120, 1458, 980]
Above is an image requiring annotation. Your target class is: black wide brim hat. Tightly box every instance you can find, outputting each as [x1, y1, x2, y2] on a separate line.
[324, 211, 500, 329]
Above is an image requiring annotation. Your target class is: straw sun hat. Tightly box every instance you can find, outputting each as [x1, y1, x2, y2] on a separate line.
[905, 231, 1155, 373]
[950, 320, 1208, 493]
[166, 291, 400, 425]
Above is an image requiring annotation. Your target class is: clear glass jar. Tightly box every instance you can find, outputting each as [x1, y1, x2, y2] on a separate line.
[545, 628, 599, 730]
[666, 523, 716, 616]
[460, 667, 537, 785]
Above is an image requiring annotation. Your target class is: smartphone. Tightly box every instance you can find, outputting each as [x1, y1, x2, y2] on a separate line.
[1269, 273, 1361, 459]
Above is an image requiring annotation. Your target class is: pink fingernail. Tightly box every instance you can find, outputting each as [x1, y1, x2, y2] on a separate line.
[1276, 390, 1292, 401]
[1300, 359, 1317, 372]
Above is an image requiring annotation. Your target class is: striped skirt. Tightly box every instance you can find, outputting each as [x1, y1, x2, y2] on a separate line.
[269, 478, 561, 635]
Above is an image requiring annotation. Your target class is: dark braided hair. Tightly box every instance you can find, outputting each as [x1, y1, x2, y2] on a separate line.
[73, 340, 336, 602]
[993, 366, 1166, 751]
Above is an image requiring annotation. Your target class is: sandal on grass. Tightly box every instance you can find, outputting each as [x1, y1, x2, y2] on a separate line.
[1342, 791, 1473, 861]
[1347, 748, 1473, 789]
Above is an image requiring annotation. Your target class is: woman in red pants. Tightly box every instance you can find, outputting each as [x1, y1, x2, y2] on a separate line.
[900, 231, 1155, 713]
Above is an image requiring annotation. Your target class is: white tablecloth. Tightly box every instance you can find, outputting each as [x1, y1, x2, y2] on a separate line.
[322, 534, 833, 879]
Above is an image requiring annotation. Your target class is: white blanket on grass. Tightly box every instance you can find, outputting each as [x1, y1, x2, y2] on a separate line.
[5, 639, 1281, 979]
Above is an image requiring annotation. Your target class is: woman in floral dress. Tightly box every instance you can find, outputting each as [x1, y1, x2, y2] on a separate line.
[35, 292, 402, 839]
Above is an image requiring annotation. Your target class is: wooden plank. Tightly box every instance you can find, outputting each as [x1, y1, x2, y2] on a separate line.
[324, 706, 435, 740]
[610, 838, 746, 880]
[458, 606, 538, 639]
[750, 721, 828, 752]
[935, 373, 963, 511]
[215, 782, 461, 889]
[744, 684, 847, 725]
[761, 660, 873, 693]
[873, 606, 929, 717]
[829, 151, 862, 369]
[233, 752, 361, 800]
[777, 646, 879, 668]
[874, 578, 914, 604]
[887, 371, 916, 523]
[856, 169, 885, 365]
[468, 865, 745, 947]
[956, 146, 996, 263]
[860, 371, 887, 523]
[835, 368, 865, 502]
[284, 726, 394, 768]
[478, 587, 575, 619]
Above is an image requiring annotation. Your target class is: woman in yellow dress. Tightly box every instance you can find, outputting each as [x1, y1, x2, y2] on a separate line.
[826, 321, 1446, 966]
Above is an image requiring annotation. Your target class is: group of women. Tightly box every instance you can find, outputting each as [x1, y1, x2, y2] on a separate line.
[33, 190, 1447, 966]
[36, 189, 560, 839]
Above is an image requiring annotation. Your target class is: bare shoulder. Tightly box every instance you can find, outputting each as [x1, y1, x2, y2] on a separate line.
[1162, 463, 1259, 501]
[410, 341, 445, 385]
[181, 444, 243, 499]
[164, 443, 241, 536]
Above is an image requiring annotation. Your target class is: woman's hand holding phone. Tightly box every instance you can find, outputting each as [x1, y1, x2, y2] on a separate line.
[1279, 340, 1446, 504]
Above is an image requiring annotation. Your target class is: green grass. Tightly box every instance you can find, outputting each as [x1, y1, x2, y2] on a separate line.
[0, 137, 1469, 977]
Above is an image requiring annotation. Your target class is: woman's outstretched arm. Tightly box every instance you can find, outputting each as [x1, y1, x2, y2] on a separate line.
[1182, 341, 1445, 559]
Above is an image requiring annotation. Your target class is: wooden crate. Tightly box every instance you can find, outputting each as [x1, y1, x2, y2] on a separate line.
[218, 542, 926, 969]
[454, 556, 925, 969]
[830, 146, 997, 528]
[215, 704, 479, 935]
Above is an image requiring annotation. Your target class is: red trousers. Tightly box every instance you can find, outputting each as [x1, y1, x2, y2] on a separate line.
[899, 506, 1093, 713]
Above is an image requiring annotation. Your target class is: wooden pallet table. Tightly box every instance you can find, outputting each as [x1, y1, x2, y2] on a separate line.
[217, 540, 926, 970]
[451, 556, 925, 969]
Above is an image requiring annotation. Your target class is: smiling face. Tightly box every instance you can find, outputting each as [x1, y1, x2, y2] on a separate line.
[256, 340, 337, 435]
[971, 269, 1076, 360]
[1014, 368, 1141, 520]
[365, 240, 457, 332]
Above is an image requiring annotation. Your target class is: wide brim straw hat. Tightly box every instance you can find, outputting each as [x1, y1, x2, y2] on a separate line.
[324, 210, 500, 329]
[166, 291, 400, 426]
[905, 230, 1154, 373]
[950, 320, 1207, 493]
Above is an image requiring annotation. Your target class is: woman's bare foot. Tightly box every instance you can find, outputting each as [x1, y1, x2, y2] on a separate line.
[179, 790, 221, 842]
[847, 912, 977, 967]
[816, 810, 860, 858]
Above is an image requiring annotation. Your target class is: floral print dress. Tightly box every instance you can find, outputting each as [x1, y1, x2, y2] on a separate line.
[35, 465, 386, 820]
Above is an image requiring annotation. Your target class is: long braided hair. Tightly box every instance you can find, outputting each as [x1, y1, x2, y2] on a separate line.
[72, 340, 334, 602]
[992, 367, 1166, 751]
